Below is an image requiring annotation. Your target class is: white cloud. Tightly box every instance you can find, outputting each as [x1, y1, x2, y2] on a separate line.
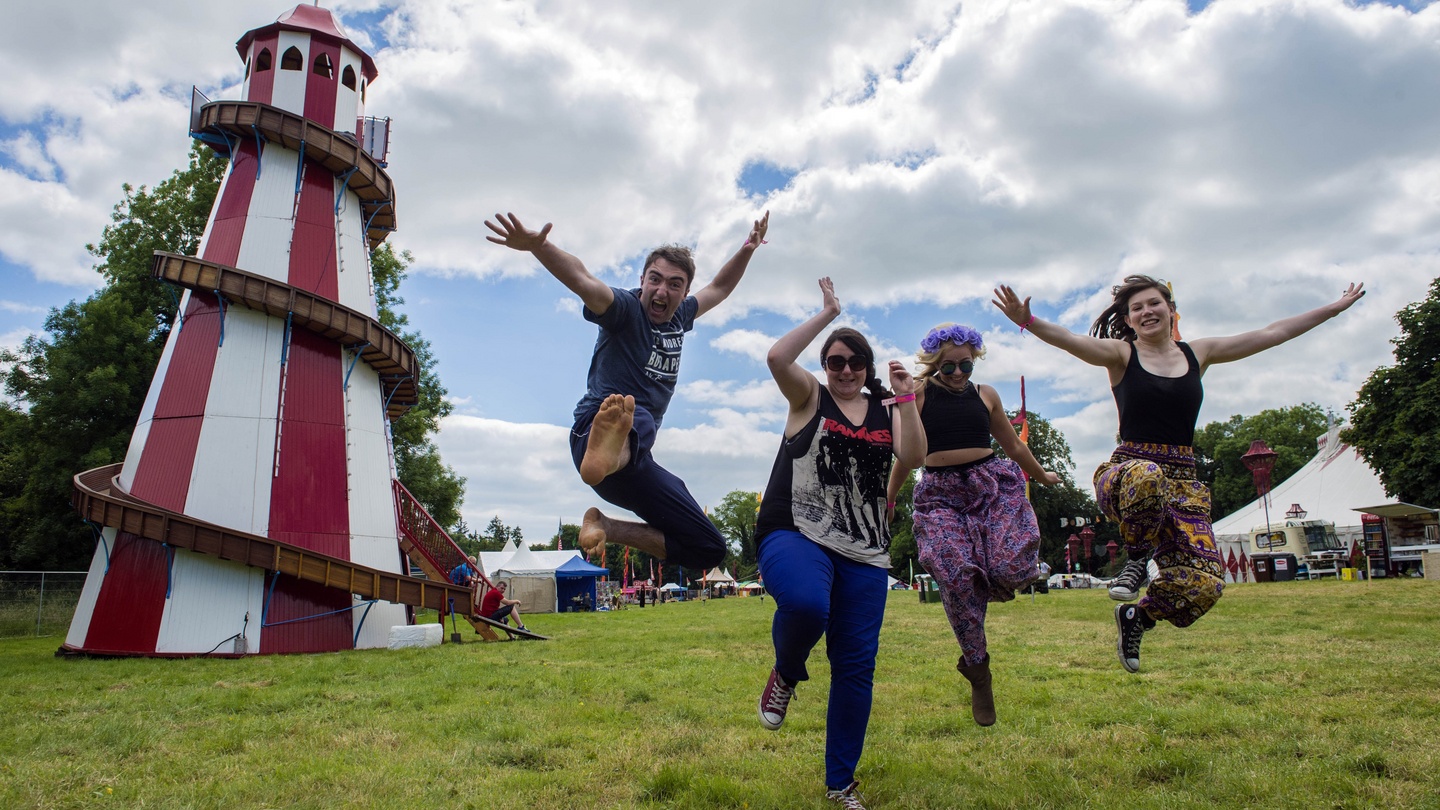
[710, 328, 774, 363]
[3, 0, 1437, 542]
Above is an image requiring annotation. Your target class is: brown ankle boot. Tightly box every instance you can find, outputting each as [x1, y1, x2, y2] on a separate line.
[957, 657, 996, 726]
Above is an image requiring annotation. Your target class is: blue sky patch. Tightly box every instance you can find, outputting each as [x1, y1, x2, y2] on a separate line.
[737, 160, 797, 199]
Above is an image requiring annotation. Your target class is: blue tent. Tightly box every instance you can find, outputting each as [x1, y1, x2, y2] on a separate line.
[554, 555, 608, 612]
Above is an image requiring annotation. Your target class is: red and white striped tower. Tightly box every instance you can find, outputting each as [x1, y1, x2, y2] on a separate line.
[65, 5, 414, 655]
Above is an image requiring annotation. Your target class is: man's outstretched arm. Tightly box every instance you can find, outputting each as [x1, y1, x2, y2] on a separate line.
[694, 211, 769, 317]
[486, 212, 615, 316]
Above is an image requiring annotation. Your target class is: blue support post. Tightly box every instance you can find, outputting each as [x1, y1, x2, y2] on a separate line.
[251, 125, 267, 180]
[294, 141, 307, 196]
[343, 343, 370, 391]
[214, 291, 229, 347]
[352, 600, 378, 646]
[280, 312, 293, 364]
[335, 166, 359, 212]
[364, 200, 392, 233]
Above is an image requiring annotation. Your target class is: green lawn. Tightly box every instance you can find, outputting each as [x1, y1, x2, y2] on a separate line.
[2, 579, 1437, 809]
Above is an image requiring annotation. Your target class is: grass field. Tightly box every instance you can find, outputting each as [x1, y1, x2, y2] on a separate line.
[2, 578, 1438, 809]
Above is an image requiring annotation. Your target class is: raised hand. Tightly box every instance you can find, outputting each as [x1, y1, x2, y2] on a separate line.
[1332, 282, 1366, 314]
[819, 276, 841, 318]
[1036, 470, 1061, 486]
[887, 360, 915, 395]
[745, 210, 770, 249]
[991, 285, 1033, 327]
[485, 212, 552, 252]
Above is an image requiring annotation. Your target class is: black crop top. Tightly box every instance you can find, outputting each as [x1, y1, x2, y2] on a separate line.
[1112, 341, 1203, 446]
[920, 382, 992, 453]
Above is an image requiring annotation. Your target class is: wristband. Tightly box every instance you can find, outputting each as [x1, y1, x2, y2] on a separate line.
[1019, 315, 1036, 332]
[886, 502, 896, 511]
[881, 393, 916, 406]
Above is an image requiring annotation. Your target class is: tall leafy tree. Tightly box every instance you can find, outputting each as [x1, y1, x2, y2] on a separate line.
[887, 470, 919, 582]
[994, 411, 1114, 574]
[371, 244, 466, 531]
[1193, 404, 1330, 519]
[1, 146, 224, 569]
[1344, 278, 1440, 505]
[709, 490, 761, 577]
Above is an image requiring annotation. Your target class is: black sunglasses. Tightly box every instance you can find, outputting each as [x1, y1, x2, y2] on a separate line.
[939, 359, 974, 376]
[824, 354, 869, 372]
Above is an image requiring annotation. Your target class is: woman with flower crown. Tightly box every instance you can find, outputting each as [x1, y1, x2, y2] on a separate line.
[886, 323, 1059, 727]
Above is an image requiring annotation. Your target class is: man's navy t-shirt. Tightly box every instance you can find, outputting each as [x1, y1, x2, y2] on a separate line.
[573, 287, 699, 428]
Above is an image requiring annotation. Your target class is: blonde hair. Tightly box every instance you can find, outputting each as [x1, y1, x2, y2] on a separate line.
[915, 322, 986, 389]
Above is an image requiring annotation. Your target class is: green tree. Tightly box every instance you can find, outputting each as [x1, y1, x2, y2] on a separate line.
[1344, 279, 1440, 506]
[887, 470, 919, 582]
[0, 146, 225, 569]
[995, 411, 1111, 574]
[551, 522, 581, 551]
[709, 490, 761, 576]
[371, 244, 466, 531]
[1193, 404, 1330, 519]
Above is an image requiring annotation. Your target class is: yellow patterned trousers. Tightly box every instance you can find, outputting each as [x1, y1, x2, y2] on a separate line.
[1094, 442, 1224, 628]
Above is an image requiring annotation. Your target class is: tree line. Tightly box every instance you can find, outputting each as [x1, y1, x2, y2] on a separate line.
[4, 147, 1435, 582]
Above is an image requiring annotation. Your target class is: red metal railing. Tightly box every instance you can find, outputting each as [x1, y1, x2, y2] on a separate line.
[392, 479, 492, 593]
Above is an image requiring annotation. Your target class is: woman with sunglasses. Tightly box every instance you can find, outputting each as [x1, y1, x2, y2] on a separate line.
[753, 277, 924, 809]
[886, 323, 1059, 727]
[993, 276, 1364, 674]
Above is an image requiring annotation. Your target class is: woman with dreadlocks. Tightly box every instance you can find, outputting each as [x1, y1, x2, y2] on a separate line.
[886, 323, 1059, 726]
[992, 277, 1364, 673]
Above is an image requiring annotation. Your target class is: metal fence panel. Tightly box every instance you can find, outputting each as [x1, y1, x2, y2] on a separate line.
[0, 572, 87, 639]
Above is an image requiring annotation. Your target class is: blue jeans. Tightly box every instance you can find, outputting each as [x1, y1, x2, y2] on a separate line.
[758, 529, 888, 790]
[570, 405, 726, 569]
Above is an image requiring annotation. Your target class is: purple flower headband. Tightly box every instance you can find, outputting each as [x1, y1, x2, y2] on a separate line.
[921, 324, 984, 354]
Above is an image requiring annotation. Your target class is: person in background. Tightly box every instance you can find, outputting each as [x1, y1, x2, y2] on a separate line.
[479, 580, 526, 632]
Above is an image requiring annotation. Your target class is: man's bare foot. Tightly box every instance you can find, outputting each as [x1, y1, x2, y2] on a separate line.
[579, 507, 608, 558]
[580, 394, 634, 486]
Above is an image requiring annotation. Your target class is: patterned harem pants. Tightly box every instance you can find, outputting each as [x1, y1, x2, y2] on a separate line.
[914, 456, 1041, 667]
[1093, 442, 1224, 628]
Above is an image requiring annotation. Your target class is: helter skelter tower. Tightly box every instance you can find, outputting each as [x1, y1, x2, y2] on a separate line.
[64, 5, 475, 655]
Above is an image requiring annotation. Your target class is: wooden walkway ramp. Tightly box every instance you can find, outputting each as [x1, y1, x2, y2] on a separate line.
[74, 464, 470, 628]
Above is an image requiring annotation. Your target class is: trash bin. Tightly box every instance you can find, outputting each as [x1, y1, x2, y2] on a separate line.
[1252, 555, 1274, 583]
[1271, 553, 1298, 582]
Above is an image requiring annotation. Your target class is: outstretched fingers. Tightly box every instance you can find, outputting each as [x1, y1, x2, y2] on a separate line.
[484, 212, 551, 250]
[991, 285, 1032, 326]
[819, 276, 840, 315]
[1336, 282, 1366, 311]
[747, 210, 771, 247]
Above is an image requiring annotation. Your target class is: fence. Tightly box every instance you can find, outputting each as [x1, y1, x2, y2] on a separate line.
[0, 571, 86, 639]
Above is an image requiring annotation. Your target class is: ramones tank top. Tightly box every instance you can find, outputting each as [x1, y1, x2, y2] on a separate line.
[1112, 341, 1203, 446]
[920, 381, 991, 454]
[755, 386, 894, 567]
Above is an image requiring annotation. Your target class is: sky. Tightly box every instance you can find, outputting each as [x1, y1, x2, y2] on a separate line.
[3, 0, 1439, 547]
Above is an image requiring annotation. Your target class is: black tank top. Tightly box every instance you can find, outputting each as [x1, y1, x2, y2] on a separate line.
[755, 386, 894, 566]
[1113, 341, 1203, 446]
[920, 382, 991, 453]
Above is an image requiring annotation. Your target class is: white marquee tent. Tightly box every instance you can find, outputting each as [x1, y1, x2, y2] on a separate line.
[1212, 426, 1391, 548]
